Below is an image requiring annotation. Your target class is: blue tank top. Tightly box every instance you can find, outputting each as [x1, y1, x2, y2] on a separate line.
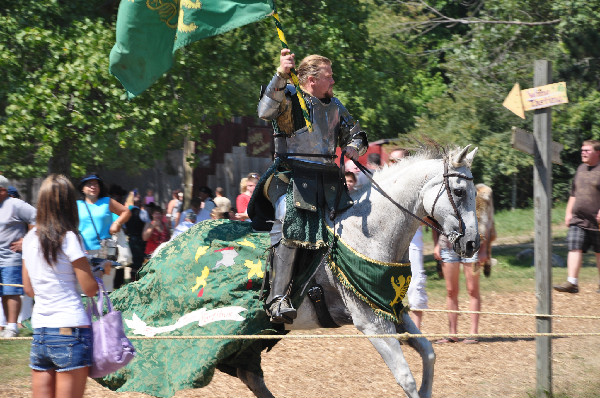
[77, 197, 113, 251]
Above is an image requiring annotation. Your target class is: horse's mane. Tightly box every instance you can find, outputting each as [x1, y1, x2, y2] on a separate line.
[350, 144, 472, 197]
[377, 148, 441, 178]
[371, 144, 446, 182]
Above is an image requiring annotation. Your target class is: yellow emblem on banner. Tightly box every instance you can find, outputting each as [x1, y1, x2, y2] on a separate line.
[146, 0, 179, 29]
[178, 0, 203, 33]
[389, 275, 410, 309]
[244, 260, 264, 279]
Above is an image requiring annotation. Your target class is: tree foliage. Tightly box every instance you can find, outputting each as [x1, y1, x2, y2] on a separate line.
[3, 0, 600, 209]
[0, 1, 195, 178]
[385, 0, 600, 208]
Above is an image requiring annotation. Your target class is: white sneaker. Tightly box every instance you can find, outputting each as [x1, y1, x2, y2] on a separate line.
[1, 328, 18, 338]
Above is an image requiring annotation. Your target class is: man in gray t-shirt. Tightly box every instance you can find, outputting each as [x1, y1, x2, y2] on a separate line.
[555, 139, 600, 294]
[0, 176, 36, 337]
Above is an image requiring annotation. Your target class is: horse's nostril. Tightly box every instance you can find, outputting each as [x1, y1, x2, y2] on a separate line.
[466, 241, 474, 252]
[463, 240, 478, 258]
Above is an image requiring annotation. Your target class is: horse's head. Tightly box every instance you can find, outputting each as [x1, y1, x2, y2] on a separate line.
[422, 145, 480, 258]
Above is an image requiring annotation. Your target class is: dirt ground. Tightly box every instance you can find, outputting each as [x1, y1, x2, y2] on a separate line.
[3, 282, 600, 398]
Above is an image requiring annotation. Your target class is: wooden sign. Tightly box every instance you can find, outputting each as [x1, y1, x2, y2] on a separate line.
[502, 83, 525, 119]
[522, 82, 568, 111]
[511, 126, 563, 165]
[503, 82, 568, 119]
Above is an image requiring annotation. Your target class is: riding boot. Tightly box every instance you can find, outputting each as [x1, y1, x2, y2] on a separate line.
[266, 243, 298, 324]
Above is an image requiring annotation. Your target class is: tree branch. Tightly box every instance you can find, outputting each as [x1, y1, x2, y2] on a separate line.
[393, 0, 560, 27]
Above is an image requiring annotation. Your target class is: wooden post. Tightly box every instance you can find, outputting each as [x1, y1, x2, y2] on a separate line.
[533, 59, 553, 398]
[182, 135, 195, 210]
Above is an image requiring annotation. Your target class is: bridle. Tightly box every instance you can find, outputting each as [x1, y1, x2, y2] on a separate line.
[348, 156, 472, 244]
[428, 158, 474, 244]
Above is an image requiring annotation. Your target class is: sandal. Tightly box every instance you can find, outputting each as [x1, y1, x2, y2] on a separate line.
[434, 337, 459, 344]
[463, 339, 479, 344]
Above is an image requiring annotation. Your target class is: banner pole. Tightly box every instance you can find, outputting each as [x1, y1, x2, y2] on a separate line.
[271, 5, 313, 132]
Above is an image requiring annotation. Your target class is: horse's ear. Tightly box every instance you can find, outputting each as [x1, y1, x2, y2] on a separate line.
[451, 145, 478, 167]
[464, 146, 478, 167]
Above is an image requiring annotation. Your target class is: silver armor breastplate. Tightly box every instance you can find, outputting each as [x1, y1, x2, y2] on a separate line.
[286, 95, 340, 165]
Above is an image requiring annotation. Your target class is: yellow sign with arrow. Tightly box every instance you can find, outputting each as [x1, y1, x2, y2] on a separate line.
[503, 82, 568, 119]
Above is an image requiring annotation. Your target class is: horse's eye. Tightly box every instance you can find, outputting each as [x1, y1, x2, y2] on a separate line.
[453, 188, 465, 198]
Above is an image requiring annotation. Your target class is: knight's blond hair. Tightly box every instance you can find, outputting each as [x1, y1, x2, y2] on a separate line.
[297, 55, 331, 87]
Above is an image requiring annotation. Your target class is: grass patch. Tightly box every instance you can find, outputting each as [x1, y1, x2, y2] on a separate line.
[0, 339, 31, 384]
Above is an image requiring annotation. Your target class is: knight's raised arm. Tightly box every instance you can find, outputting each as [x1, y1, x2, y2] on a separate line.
[258, 49, 294, 120]
[257, 72, 289, 120]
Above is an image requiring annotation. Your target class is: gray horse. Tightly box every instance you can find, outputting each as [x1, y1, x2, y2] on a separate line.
[236, 145, 480, 398]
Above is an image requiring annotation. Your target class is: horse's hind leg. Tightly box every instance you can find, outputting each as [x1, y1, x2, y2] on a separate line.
[398, 311, 435, 398]
[236, 368, 275, 398]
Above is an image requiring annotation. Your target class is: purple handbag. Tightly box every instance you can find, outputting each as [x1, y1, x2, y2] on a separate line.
[87, 278, 136, 378]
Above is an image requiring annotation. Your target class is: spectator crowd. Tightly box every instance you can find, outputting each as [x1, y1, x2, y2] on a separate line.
[0, 171, 263, 338]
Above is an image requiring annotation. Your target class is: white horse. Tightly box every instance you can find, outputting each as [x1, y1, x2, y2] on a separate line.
[235, 145, 480, 398]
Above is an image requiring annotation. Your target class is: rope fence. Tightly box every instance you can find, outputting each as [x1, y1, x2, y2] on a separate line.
[2, 285, 599, 341]
[418, 308, 600, 320]
[3, 332, 600, 342]
[2, 280, 599, 321]
[0, 283, 24, 288]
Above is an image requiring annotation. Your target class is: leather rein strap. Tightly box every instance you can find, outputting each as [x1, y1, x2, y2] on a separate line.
[351, 157, 472, 242]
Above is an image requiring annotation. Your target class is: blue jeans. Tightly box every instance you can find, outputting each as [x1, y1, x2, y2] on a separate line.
[30, 327, 92, 372]
[0, 265, 23, 296]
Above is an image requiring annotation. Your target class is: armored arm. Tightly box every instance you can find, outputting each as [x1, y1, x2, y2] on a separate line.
[337, 100, 368, 156]
[257, 73, 289, 120]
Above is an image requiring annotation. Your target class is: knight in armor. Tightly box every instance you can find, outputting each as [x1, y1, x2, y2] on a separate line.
[254, 49, 368, 324]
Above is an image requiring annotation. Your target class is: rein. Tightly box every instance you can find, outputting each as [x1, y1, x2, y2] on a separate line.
[350, 157, 472, 243]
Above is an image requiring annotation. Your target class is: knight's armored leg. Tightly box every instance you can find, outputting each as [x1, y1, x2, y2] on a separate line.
[266, 242, 298, 323]
[265, 193, 297, 324]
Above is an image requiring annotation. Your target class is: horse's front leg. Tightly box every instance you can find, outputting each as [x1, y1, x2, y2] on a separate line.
[398, 311, 435, 398]
[353, 317, 421, 398]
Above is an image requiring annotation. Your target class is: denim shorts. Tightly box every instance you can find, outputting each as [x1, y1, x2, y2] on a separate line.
[30, 327, 92, 372]
[0, 265, 24, 296]
[440, 249, 479, 264]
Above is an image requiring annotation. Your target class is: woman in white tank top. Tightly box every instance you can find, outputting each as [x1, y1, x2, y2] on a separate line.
[22, 174, 102, 398]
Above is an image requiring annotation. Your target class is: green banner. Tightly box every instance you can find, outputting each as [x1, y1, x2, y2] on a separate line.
[98, 219, 411, 397]
[327, 227, 411, 322]
[99, 220, 280, 398]
[109, 0, 274, 97]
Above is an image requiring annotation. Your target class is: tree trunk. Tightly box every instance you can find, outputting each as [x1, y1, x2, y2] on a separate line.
[182, 135, 195, 209]
[48, 142, 71, 177]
